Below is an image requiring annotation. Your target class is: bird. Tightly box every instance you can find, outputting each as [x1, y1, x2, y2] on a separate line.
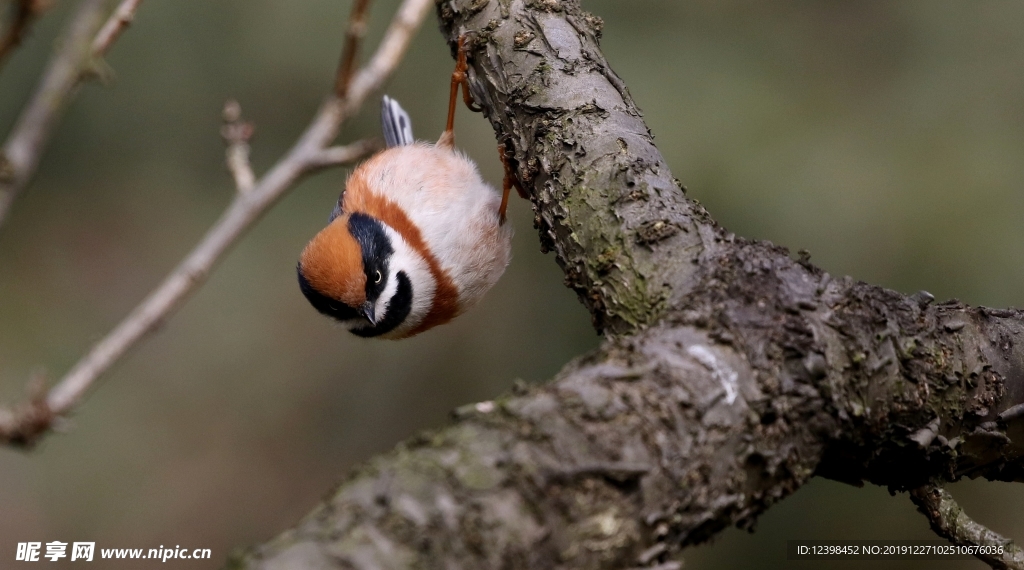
[297, 36, 517, 339]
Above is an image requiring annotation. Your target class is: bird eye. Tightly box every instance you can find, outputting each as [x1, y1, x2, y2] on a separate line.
[374, 270, 382, 284]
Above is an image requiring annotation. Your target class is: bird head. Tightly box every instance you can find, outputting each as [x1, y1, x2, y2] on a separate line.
[297, 212, 409, 336]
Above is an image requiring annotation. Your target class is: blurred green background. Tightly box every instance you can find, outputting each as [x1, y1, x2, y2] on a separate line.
[1, 1, 1022, 568]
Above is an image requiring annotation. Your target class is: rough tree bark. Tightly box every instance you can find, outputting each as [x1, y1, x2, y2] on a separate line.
[230, 1, 1024, 568]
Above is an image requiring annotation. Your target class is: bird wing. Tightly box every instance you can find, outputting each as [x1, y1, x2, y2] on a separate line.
[329, 198, 344, 223]
[381, 95, 414, 148]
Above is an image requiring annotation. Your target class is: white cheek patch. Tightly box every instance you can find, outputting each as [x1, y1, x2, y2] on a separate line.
[375, 226, 435, 335]
[374, 267, 400, 320]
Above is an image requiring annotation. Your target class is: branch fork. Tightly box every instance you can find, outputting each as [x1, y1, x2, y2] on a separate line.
[226, 1, 1024, 568]
[0, 0, 432, 447]
[0, 0, 146, 229]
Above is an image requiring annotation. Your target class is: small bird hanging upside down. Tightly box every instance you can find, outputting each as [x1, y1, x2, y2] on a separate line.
[297, 36, 522, 339]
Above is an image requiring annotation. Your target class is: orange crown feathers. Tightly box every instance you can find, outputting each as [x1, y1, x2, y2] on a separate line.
[299, 214, 366, 307]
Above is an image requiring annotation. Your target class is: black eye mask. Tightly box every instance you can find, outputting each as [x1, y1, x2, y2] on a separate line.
[347, 212, 394, 303]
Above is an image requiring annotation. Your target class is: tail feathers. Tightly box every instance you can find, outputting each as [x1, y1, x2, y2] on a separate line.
[381, 95, 414, 147]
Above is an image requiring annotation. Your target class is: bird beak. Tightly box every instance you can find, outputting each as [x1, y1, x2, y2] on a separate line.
[361, 301, 377, 325]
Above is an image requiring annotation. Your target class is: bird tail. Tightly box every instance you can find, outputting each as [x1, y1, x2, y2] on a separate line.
[381, 95, 414, 147]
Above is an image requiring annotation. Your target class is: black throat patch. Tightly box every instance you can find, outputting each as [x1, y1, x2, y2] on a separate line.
[350, 271, 413, 338]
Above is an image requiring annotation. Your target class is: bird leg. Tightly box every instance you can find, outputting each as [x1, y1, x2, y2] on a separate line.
[441, 35, 480, 149]
[442, 35, 522, 225]
[498, 142, 526, 225]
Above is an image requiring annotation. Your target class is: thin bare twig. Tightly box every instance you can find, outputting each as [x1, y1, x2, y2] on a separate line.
[910, 485, 1024, 570]
[335, 0, 373, 98]
[91, 0, 143, 56]
[42, 138, 374, 415]
[0, 0, 144, 231]
[0, 0, 49, 70]
[0, 0, 433, 447]
[221, 100, 256, 193]
[307, 140, 382, 171]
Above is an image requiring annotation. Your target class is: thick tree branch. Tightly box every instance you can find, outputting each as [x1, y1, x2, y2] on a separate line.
[449, 1, 698, 336]
[0, 0, 432, 446]
[230, 1, 1024, 568]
